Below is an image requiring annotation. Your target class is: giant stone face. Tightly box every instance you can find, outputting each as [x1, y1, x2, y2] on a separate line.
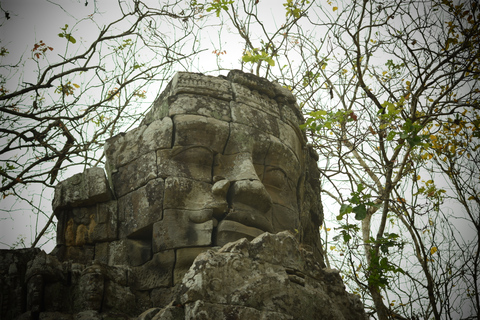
[102, 70, 322, 255]
[53, 70, 323, 270]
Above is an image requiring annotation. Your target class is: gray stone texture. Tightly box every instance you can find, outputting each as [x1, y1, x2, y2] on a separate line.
[176, 232, 366, 320]
[0, 70, 365, 320]
[52, 167, 112, 212]
[117, 178, 164, 238]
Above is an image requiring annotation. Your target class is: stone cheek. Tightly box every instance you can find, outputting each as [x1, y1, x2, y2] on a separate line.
[117, 178, 164, 238]
[163, 177, 214, 211]
[152, 209, 213, 252]
[265, 136, 302, 181]
[263, 166, 298, 210]
[157, 147, 213, 183]
[277, 118, 304, 162]
[270, 204, 299, 232]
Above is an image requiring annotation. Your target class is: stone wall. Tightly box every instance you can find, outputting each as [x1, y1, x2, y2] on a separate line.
[0, 70, 365, 320]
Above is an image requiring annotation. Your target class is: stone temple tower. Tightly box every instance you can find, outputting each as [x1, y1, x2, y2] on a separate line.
[0, 70, 366, 320]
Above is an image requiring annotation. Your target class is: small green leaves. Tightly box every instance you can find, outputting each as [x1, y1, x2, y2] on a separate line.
[114, 39, 133, 52]
[385, 59, 405, 71]
[366, 237, 405, 288]
[352, 204, 367, 220]
[337, 183, 375, 221]
[337, 203, 352, 220]
[242, 50, 275, 66]
[302, 109, 357, 133]
[386, 131, 397, 141]
[58, 24, 76, 44]
[55, 81, 79, 96]
[302, 71, 320, 87]
[206, 0, 234, 17]
[283, 0, 310, 18]
[332, 223, 359, 243]
[0, 47, 9, 56]
[381, 100, 401, 116]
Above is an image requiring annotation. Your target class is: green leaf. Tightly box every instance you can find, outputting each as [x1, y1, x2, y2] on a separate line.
[340, 203, 352, 214]
[353, 204, 367, 220]
[337, 204, 351, 220]
[407, 135, 422, 147]
[310, 110, 327, 117]
[386, 131, 397, 141]
[65, 34, 76, 44]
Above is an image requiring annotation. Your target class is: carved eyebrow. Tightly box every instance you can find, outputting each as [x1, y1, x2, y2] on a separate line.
[264, 166, 288, 176]
[170, 145, 214, 158]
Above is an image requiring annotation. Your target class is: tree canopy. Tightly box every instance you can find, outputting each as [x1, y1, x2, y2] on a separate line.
[1, 0, 478, 319]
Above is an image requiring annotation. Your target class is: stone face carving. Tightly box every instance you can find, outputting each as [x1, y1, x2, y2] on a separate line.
[0, 70, 365, 320]
[50, 69, 323, 267]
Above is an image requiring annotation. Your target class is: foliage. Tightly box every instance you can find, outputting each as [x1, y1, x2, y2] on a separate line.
[1, 0, 479, 318]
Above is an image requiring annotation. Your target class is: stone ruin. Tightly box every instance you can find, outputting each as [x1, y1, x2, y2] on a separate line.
[0, 70, 366, 319]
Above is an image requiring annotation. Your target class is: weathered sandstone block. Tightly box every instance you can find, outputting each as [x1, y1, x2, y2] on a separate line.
[52, 167, 111, 211]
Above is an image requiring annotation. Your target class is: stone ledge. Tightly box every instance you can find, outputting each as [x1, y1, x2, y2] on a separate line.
[52, 167, 112, 212]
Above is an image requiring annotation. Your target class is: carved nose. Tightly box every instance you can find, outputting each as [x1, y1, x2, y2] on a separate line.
[214, 152, 273, 231]
[228, 179, 272, 214]
[225, 179, 274, 233]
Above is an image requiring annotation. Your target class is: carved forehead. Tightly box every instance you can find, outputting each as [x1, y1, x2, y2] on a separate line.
[142, 70, 305, 139]
[104, 71, 309, 192]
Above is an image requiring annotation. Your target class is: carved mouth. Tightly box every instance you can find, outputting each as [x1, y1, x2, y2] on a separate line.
[216, 220, 265, 246]
[223, 206, 274, 233]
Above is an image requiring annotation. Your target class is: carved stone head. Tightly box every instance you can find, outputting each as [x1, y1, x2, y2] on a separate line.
[79, 265, 105, 311]
[103, 70, 323, 262]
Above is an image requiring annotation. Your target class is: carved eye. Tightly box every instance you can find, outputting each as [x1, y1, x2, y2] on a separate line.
[263, 167, 287, 189]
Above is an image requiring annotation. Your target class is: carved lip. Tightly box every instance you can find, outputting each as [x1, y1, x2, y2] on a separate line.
[216, 219, 265, 241]
[223, 206, 273, 233]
